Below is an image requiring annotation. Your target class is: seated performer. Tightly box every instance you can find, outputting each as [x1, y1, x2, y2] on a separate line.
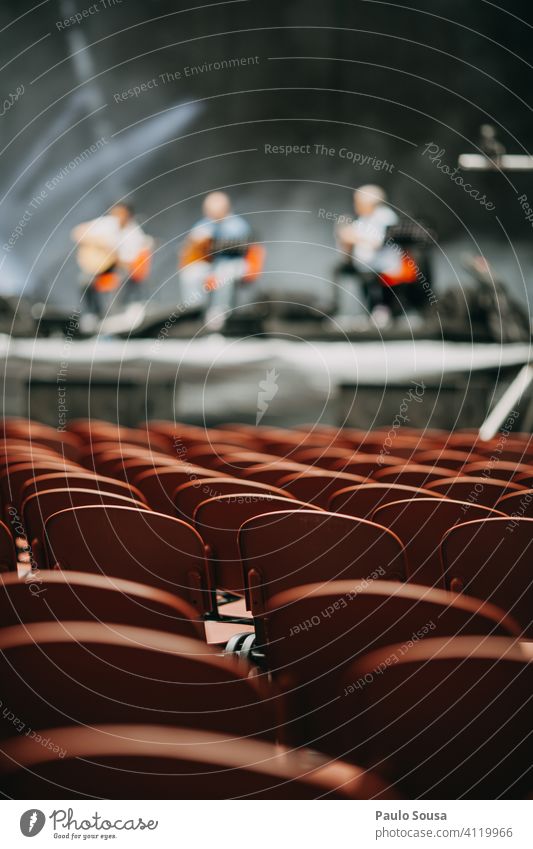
[335, 185, 402, 325]
[178, 191, 265, 331]
[71, 202, 154, 322]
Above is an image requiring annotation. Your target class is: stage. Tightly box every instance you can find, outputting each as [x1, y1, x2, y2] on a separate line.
[2, 335, 530, 429]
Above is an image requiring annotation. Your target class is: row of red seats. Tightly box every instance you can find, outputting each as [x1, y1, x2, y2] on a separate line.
[0, 416, 531, 799]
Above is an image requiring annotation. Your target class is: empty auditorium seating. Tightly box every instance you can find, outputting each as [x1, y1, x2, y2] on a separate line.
[0, 520, 16, 573]
[22, 487, 148, 568]
[174, 477, 292, 524]
[331, 453, 406, 477]
[239, 511, 406, 618]
[329, 482, 443, 517]
[20, 470, 146, 505]
[414, 449, 485, 469]
[340, 637, 532, 798]
[259, 581, 519, 748]
[0, 571, 203, 638]
[0, 459, 82, 511]
[241, 460, 309, 485]
[0, 416, 530, 800]
[0, 724, 394, 799]
[194, 493, 322, 593]
[0, 623, 274, 741]
[373, 463, 456, 488]
[371, 498, 506, 588]
[44, 505, 213, 614]
[496, 488, 533, 516]
[427, 475, 525, 507]
[462, 460, 533, 481]
[441, 516, 533, 637]
[135, 464, 223, 514]
[278, 470, 367, 507]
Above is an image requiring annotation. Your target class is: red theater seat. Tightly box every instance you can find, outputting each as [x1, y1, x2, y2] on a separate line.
[0, 623, 275, 741]
[44, 505, 212, 614]
[441, 516, 533, 637]
[0, 724, 395, 799]
[0, 570, 203, 639]
[373, 463, 456, 488]
[194, 493, 322, 594]
[462, 460, 533, 481]
[239, 510, 406, 617]
[0, 520, 16, 573]
[342, 637, 532, 798]
[279, 470, 367, 508]
[414, 449, 485, 470]
[135, 465, 224, 514]
[22, 488, 147, 569]
[496, 488, 533, 516]
[241, 461, 309, 486]
[329, 482, 443, 518]
[260, 581, 519, 748]
[20, 471, 146, 506]
[427, 475, 525, 507]
[371, 498, 505, 588]
[174, 477, 292, 525]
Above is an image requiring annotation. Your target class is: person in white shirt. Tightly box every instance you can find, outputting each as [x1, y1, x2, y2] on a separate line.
[336, 185, 400, 324]
[71, 202, 153, 319]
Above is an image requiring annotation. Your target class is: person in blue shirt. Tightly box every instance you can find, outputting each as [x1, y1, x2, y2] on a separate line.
[179, 192, 261, 331]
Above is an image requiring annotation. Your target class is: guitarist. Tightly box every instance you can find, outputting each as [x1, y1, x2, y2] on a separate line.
[71, 202, 153, 320]
[179, 192, 263, 331]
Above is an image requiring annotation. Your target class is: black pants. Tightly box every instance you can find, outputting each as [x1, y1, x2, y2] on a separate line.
[81, 267, 118, 319]
[121, 277, 144, 306]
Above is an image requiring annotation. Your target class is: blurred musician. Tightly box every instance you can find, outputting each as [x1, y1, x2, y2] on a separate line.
[336, 184, 400, 324]
[179, 191, 264, 332]
[71, 202, 154, 320]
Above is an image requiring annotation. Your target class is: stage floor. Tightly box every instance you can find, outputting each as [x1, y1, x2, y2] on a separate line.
[1, 335, 530, 428]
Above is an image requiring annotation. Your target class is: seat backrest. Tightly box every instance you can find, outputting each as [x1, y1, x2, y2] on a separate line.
[331, 454, 405, 477]
[290, 446, 354, 470]
[261, 581, 520, 747]
[0, 460, 81, 510]
[90, 446, 168, 473]
[0, 622, 274, 742]
[239, 510, 406, 616]
[135, 465, 223, 514]
[427, 476, 525, 507]
[496, 488, 533, 516]
[0, 723, 394, 799]
[441, 516, 533, 637]
[329, 482, 443, 518]
[0, 570, 203, 639]
[194, 494, 322, 593]
[462, 460, 533, 481]
[184, 445, 252, 469]
[20, 471, 146, 506]
[44, 505, 212, 614]
[105, 455, 177, 483]
[23, 488, 148, 569]
[0, 519, 16, 573]
[341, 637, 532, 798]
[174, 478, 292, 524]
[210, 452, 281, 477]
[371, 498, 505, 589]
[373, 464, 456, 488]
[414, 449, 484, 470]
[279, 471, 367, 508]
[514, 470, 533, 489]
[241, 461, 309, 486]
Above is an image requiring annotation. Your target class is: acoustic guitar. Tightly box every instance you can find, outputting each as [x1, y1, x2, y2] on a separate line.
[76, 243, 118, 276]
